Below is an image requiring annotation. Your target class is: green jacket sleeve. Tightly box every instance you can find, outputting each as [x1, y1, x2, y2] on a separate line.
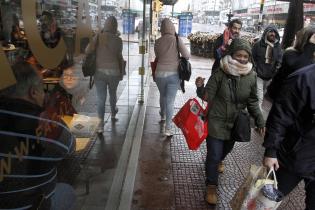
[247, 73, 265, 128]
[196, 71, 221, 102]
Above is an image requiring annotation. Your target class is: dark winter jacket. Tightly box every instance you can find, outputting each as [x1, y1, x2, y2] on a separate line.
[263, 64, 315, 178]
[0, 97, 75, 209]
[267, 43, 315, 100]
[212, 34, 225, 71]
[252, 25, 283, 80]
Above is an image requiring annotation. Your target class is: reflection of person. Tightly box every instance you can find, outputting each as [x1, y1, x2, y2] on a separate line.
[263, 64, 315, 210]
[0, 61, 76, 210]
[212, 19, 242, 72]
[195, 38, 265, 205]
[267, 26, 315, 100]
[10, 25, 24, 46]
[40, 11, 62, 48]
[85, 16, 124, 133]
[154, 18, 190, 136]
[252, 25, 282, 109]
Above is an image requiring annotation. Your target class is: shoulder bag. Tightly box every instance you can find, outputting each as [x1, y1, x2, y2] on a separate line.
[175, 34, 191, 92]
[82, 34, 99, 89]
[228, 78, 251, 142]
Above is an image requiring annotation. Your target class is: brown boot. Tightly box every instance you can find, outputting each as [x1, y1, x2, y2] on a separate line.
[205, 185, 217, 204]
[218, 162, 224, 173]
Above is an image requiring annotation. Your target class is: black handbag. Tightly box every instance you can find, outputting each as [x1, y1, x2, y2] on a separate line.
[175, 34, 191, 92]
[82, 34, 99, 88]
[231, 110, 251, 142]
[228, 78, 251, 142]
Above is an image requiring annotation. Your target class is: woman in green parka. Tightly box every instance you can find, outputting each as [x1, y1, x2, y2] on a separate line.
[195, 38, 265, 205]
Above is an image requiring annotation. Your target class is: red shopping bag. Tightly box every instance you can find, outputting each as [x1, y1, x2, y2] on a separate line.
[150, 58, 158, 81]
[173, 98, 208, 150]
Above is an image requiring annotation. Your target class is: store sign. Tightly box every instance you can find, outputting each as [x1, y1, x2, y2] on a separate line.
[0, 0, 93, 90]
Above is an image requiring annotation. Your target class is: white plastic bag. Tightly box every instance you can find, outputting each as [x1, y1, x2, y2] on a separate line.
[231, 165, 282, 210]
[69, 114, 100, 137]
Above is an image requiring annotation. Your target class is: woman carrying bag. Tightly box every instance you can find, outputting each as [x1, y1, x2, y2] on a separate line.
[154, 18, 190, 136]
[85, 16, 124, 133]
[195, 38, 265, 205]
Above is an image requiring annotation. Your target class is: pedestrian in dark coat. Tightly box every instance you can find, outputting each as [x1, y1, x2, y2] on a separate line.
[263, 63, 315, 210]
[267, 26, 315, 101]
[212, 19, 242, 72]
[196, 38, 265, 205]
[252, 25, 283, 109]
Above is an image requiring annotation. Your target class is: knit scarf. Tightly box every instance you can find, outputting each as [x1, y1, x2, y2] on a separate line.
[220, 28, 233, 52]
[265, 38, 275, 64]
[220, 55, 252, 76]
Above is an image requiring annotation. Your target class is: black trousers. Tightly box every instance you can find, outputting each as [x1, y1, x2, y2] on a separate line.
[205, 136, 235, 185]
[276, 166, 315, 210]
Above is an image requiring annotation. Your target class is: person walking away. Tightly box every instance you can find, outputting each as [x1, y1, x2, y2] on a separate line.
[85, 16, 125, 133]
[212, 19, 242, 72]
[154, 18, 190, 137]
[252, 25, 282, 110]
[195, 38, 265, 205]
[267, 26, 315, 101]
[263, 63, 315, 210]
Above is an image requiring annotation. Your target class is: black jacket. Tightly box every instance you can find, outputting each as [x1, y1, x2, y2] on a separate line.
[263, 64, 315, 178]
[0, 97, 75, 209]
[267, 43, 315, 100]
[252, 25, 283, 80]
[212, 34, 224, 72]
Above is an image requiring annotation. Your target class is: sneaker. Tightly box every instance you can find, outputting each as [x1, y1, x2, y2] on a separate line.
[164, 128, 173, 137]
[159, 110, 166, 121]
[97, 122, 104, 133]
[111, 107, 118, 120]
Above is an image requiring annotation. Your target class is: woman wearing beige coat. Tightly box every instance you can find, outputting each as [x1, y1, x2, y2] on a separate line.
[154, 18, 190, 136]
[86, 16, 124, 133]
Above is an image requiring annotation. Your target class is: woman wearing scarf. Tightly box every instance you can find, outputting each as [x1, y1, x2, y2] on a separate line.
[85, 16, 124, 133]
[195, 38, 265, 205]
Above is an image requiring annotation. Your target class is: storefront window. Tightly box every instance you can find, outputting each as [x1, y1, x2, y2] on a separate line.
[0, 0, 150, 208]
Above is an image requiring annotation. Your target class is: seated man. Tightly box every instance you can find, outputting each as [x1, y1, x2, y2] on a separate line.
[0, 61, 76, 210]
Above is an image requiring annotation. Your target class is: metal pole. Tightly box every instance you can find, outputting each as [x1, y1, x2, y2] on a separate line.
[139, 0, 146, 104]
[258, 0, 265, 32]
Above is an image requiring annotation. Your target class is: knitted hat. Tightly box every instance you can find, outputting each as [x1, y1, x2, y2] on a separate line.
[228, 38, 252, 57]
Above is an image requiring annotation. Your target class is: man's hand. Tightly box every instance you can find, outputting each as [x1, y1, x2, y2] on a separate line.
[263, 157, 279, 170]
[195, 77, 205, 88]
[227, 39, 233, 46]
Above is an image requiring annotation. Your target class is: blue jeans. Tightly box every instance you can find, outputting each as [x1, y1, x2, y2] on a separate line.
[95, 72, 120, 123]
[155, 74, 180, 129]
[205, 136, 235, 185]
[51, 183, 76, 210]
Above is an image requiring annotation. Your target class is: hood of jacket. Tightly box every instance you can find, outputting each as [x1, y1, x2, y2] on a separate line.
[160, 18, 175, 36]
[261, 25, 280, 45]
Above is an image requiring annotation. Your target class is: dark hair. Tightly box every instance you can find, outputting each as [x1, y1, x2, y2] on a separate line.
[2, 61, 42, 97]
[294, 26, 315, 53]
[228, 19, 242, 28]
